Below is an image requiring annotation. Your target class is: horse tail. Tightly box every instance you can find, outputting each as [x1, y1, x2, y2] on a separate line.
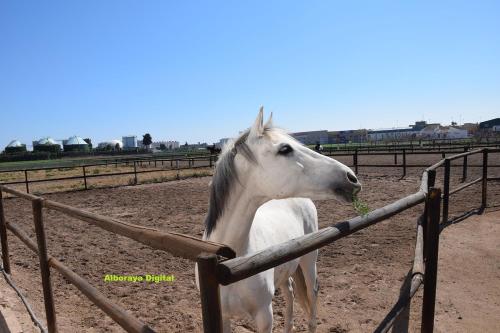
[292, 265, 316, 318]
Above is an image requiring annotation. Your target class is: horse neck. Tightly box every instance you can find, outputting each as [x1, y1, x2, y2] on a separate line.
[207, 182, 265, 255]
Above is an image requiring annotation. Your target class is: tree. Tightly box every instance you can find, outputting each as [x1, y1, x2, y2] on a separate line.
[115, 143, 121, 151]
[84, 138, 93, 149]
[159, 143, 166, 151]
[142, 133, 152, 147]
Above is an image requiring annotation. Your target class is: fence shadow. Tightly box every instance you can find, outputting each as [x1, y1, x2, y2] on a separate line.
[439, 208, 482, 233]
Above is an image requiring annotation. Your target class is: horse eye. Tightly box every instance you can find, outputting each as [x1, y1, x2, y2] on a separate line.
[278, 144, 293, 155]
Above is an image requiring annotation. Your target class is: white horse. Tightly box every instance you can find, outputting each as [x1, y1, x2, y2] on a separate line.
[196, 109, 361, 333]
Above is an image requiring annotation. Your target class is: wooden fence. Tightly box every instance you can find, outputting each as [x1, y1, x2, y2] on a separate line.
[0, 147, 498, 332]
[0, 185, 235, 333]
[204, 147, 498, 333]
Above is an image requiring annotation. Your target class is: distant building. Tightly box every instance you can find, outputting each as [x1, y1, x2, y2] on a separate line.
[151, 141, 179, 150]
[458, 123, 479, 136]
[367, 127, 418, 141]
[290, 130, 329, 145]
[328, 129, 367, 143]
[4, 140, 27, 154]
[479, 118, 500, 132]
[63, 136, 90, 152]
[122, 136, 138, 150]
[182, 142, 208, 150]
[216, 138, 230, 149]
[419, 125, 468, 139]
[33, 137, 62, 153]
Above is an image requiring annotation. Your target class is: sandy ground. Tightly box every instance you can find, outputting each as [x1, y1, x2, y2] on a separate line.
[0, 153, 499, 332]
[434, 210, 500, 333]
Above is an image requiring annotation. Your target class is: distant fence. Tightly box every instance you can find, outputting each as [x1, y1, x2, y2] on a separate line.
[1, 143, 500, 194]
[0, 155, 218, 193]
[0, 148, 499, 332]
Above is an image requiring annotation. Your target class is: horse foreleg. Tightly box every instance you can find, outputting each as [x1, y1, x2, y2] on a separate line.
[282, 278, 295, 333]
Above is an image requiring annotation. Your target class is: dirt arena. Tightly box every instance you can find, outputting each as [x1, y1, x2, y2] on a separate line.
[1, 153, 499, 332]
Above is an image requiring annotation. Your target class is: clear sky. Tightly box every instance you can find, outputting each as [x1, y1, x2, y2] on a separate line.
[1, 1, 499, 148]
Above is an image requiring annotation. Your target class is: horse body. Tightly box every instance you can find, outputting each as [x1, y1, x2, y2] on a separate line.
[196, 109, 361, 332]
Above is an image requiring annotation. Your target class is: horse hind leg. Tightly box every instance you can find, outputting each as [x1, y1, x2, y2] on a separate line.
[294, 251, 319, 333]
[254, 303, 273, 333]
[281, 277, 295, 333]
[222, 317, 231, 333]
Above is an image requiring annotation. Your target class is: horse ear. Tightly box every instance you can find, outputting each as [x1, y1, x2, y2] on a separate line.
[264, 111, 273, 128]
[248, 106, 264, 139]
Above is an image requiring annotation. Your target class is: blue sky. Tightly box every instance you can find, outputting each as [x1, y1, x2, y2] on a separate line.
[1, 1, 499, 147]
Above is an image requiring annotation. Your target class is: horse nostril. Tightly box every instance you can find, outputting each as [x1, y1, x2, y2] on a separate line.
[347, 172, 358, 184]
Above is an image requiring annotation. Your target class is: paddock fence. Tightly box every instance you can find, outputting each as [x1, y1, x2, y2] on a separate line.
[1, 142, 499, 194]
[0, 185, 235, 333]
[201, 147, 499, 333]
[0, 147, 498, 332]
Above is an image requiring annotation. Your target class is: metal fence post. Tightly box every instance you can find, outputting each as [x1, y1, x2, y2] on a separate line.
[32, 198, 58, 333]
[83, 166, 87, 190]
[25, 170, 29, 193]
[442, 159, 450, 224]
[402, 149, 407, 178]
[133, 161, 138, 185]
[462, 147, 468, 182]
[354, 149, 359, 174]
[421, 187, 441, 333]
[481, 149, 488, 211]
[0, 190, 11, 274]
[197, 253, 223, 333]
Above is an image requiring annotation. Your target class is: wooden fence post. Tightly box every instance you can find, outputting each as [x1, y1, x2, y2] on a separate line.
[133, 161, 138, 185]
[209, 156, 213, 168]
[442, 159, 450, 224]
[25, 170, 29, 193]
[197, 253, 223, 333]
[83, 166, 87, 190]
[0, 190, 11, 274]
[462, 147, 468, 182]
[176, 160, 180, 179]
[394, 153, 398, 165]
[421, 187, 441, 333]
[481, 149, 488, 211]
[354, 149, 358, 174]
[32, 198, 58, 333]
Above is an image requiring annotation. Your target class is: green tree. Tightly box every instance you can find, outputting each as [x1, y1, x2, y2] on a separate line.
[143, 133, 153, 147]
[115, 143, 121, 151]
[159, 143, 166, 150]
[84, 138, 92, 149]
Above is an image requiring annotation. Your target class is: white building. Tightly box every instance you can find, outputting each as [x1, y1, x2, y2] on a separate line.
[122, 136, 138, 149]
[419, 125, 468, 139]
[151, 141, 179, 150]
